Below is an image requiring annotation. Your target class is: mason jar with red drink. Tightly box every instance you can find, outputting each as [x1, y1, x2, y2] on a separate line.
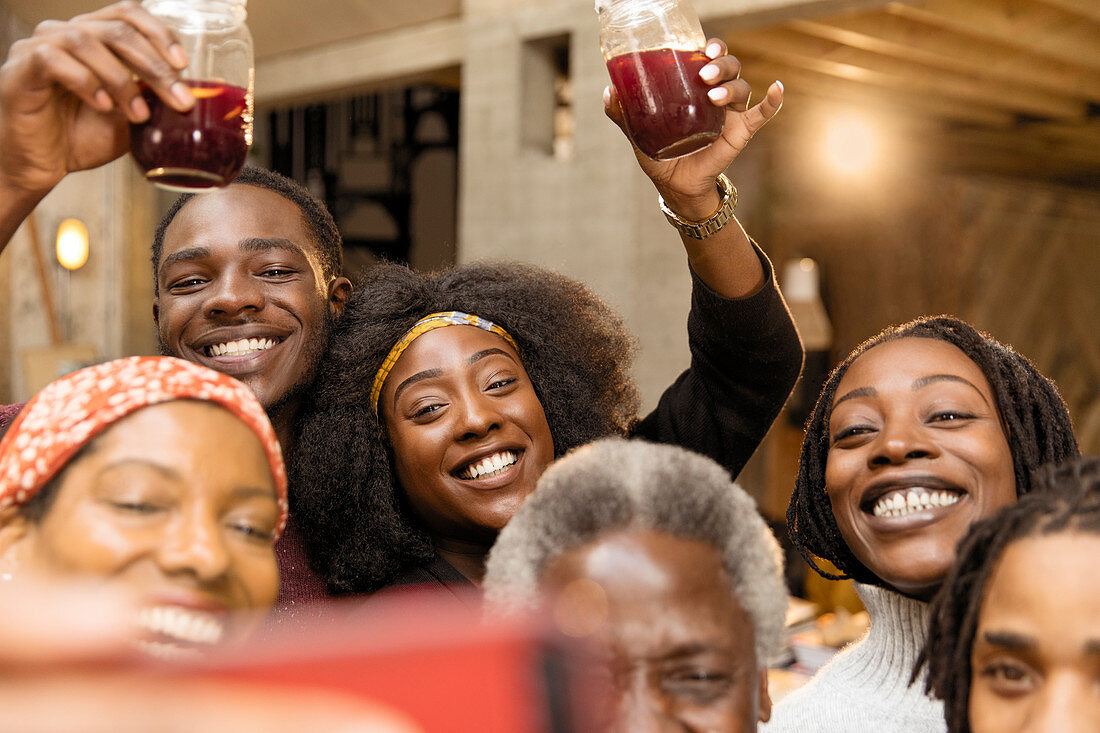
[130, 0, 253, 192]
[596, 0, 723, 160]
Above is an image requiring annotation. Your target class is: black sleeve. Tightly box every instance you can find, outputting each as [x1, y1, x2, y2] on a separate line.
[630, 242, 804, 478]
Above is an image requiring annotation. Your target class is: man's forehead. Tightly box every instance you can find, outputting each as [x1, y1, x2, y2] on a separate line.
[162, 185, 323, 265]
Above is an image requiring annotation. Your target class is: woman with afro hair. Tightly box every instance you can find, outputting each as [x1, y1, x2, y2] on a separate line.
[290, 43, 803, 601]
[766, 316, 1079, 733]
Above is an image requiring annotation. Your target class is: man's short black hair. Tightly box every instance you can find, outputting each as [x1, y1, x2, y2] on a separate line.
[150, 166, 343, 295]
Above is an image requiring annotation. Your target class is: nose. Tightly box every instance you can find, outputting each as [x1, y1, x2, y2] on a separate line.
[452, 389, 502, 442]
[869, 415, 937, 467]
[610, 676, 684, 733]
[202, 269, 264, 318]
[156, 508, 231, 583]
[1027, 675, 1096, 733]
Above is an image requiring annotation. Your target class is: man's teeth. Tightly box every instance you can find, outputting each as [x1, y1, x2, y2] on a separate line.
[208, 337, 276, 357]
[459, 451, 518, 480]
[137, 606, 224, 646]
[872, 488, 960, 518]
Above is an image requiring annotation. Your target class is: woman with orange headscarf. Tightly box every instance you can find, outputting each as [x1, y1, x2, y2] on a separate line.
[0, 356, 288, 656]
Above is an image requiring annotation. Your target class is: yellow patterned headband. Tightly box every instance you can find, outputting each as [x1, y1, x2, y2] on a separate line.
[369, 311, 519, 412]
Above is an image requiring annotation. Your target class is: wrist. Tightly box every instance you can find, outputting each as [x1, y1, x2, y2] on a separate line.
[659, 174, 738, 240]
[654, 181, 722, 221]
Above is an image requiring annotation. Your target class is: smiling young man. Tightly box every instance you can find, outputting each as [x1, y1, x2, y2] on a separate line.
[152, 168, 352, 448]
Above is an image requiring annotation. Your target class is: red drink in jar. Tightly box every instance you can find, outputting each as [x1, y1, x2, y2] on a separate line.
[130, 80, 251, 191]
[606, 48, 723, 159]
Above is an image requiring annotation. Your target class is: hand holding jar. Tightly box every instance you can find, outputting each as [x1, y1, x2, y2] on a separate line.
[598, 0, 783, 221]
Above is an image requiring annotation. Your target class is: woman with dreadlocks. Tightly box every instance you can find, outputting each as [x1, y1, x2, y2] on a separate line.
[291, 44, 801, 601]
[919, 455, 1100, 733]
[765, 316, 1079, 733]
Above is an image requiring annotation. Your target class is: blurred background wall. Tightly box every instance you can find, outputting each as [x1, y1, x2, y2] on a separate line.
[2, 0, 1097, 522]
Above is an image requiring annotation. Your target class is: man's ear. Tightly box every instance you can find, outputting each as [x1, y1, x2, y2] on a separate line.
[152, 298, 160, 328]
[0, 506, 35, 572]
[758, 666, 773, 723]
[328, 276, 352, 318]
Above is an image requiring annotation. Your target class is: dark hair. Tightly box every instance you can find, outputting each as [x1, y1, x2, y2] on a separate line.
[292, 261, 639, 593]
[786, 315, 1079, 588]
[918, 455, 1100, 733]
[150, 166, 343, 295]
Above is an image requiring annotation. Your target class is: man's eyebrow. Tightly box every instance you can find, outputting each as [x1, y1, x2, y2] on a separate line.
[912, 374, 990, 406]
[1086, 639, 1100, 656]
[392, 368, 445, 406]
[982, 631, 1037, 652]
[468, 348, 515, 365]
[160, 246, 211, 270]
[832, 386, 876, 411]
[239, 237, 308, 258]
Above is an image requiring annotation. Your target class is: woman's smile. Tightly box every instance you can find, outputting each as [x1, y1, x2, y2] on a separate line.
[824, 337, 1016, 599]
[380, 324, 556, 543]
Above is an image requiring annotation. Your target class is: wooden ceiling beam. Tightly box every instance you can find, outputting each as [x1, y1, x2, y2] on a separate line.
[1031, 0, 1100, 25]
[727, 29, 1089, 120]
[788, 16, 1100, 100]
[885, 0, 1100, 71]
[736, 55, 1019, 127]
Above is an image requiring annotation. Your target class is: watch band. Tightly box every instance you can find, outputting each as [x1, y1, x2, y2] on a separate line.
[658, 174, 738, 240]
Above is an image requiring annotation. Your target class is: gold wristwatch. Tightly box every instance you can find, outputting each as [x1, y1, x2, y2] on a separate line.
[658, 174, 738, 240]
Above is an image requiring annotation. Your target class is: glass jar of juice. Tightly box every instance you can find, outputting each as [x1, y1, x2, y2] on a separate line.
[130, 0, 253, 192]
[596, 0, 723, 160]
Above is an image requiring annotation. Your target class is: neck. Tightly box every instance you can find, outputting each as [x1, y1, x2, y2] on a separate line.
[267, 399, 300, 454]
[433, 535, 494, 585]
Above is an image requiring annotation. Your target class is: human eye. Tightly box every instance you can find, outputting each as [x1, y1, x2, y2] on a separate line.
[831, 423, 876, 446]
[407, 400, 448, 421]
[167, 275, 208, 293]
[663, 666, 732, 702]
[929, 409, 977, 425]
[487, 376, 517, 391]
[258, 265, 298, 279]
[109, 497, 162, 512]
[226, 519, 276, 543]
[979, 660, 1038, 696]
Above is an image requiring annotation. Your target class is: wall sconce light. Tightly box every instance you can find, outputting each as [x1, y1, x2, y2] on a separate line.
[56, 218, 89, 271]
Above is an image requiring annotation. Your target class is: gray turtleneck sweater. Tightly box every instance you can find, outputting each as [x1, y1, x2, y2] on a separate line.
[762, 583, 946, 733]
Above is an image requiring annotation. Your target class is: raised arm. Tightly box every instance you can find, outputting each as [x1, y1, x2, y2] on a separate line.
[604, 38, 784, 299]
[610, 39, 803, 476]
[0, 1, 194, 250]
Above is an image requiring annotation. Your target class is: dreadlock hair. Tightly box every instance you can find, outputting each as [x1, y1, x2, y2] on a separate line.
[292, 261, 640, 593]
[918, 455, 1100, 733]
[786, 315, 1079, 589]
[150, 166, 343, 295]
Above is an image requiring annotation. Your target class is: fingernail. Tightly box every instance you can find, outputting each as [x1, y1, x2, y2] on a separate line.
[94, 89, 113, 111]
[602, 85, 611, 106]
[707, 87, 728, 103]
[706, 42, 722, 59]
[130, 95, 150, 121]
[169, 43, 188, 69]
[775, 79, 784, 93]
[699, 64, 719, 82]
[171, 81, 194, 108]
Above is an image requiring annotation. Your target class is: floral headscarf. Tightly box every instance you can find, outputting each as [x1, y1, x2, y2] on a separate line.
[0, 356, 288, 536]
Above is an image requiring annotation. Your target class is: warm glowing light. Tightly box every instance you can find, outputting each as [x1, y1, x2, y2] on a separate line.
[822, 112, 877, 175]
[56, 218, 89, 270]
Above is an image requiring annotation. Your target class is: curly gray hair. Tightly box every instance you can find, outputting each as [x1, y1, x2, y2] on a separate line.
[484, 437, 787, 664]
